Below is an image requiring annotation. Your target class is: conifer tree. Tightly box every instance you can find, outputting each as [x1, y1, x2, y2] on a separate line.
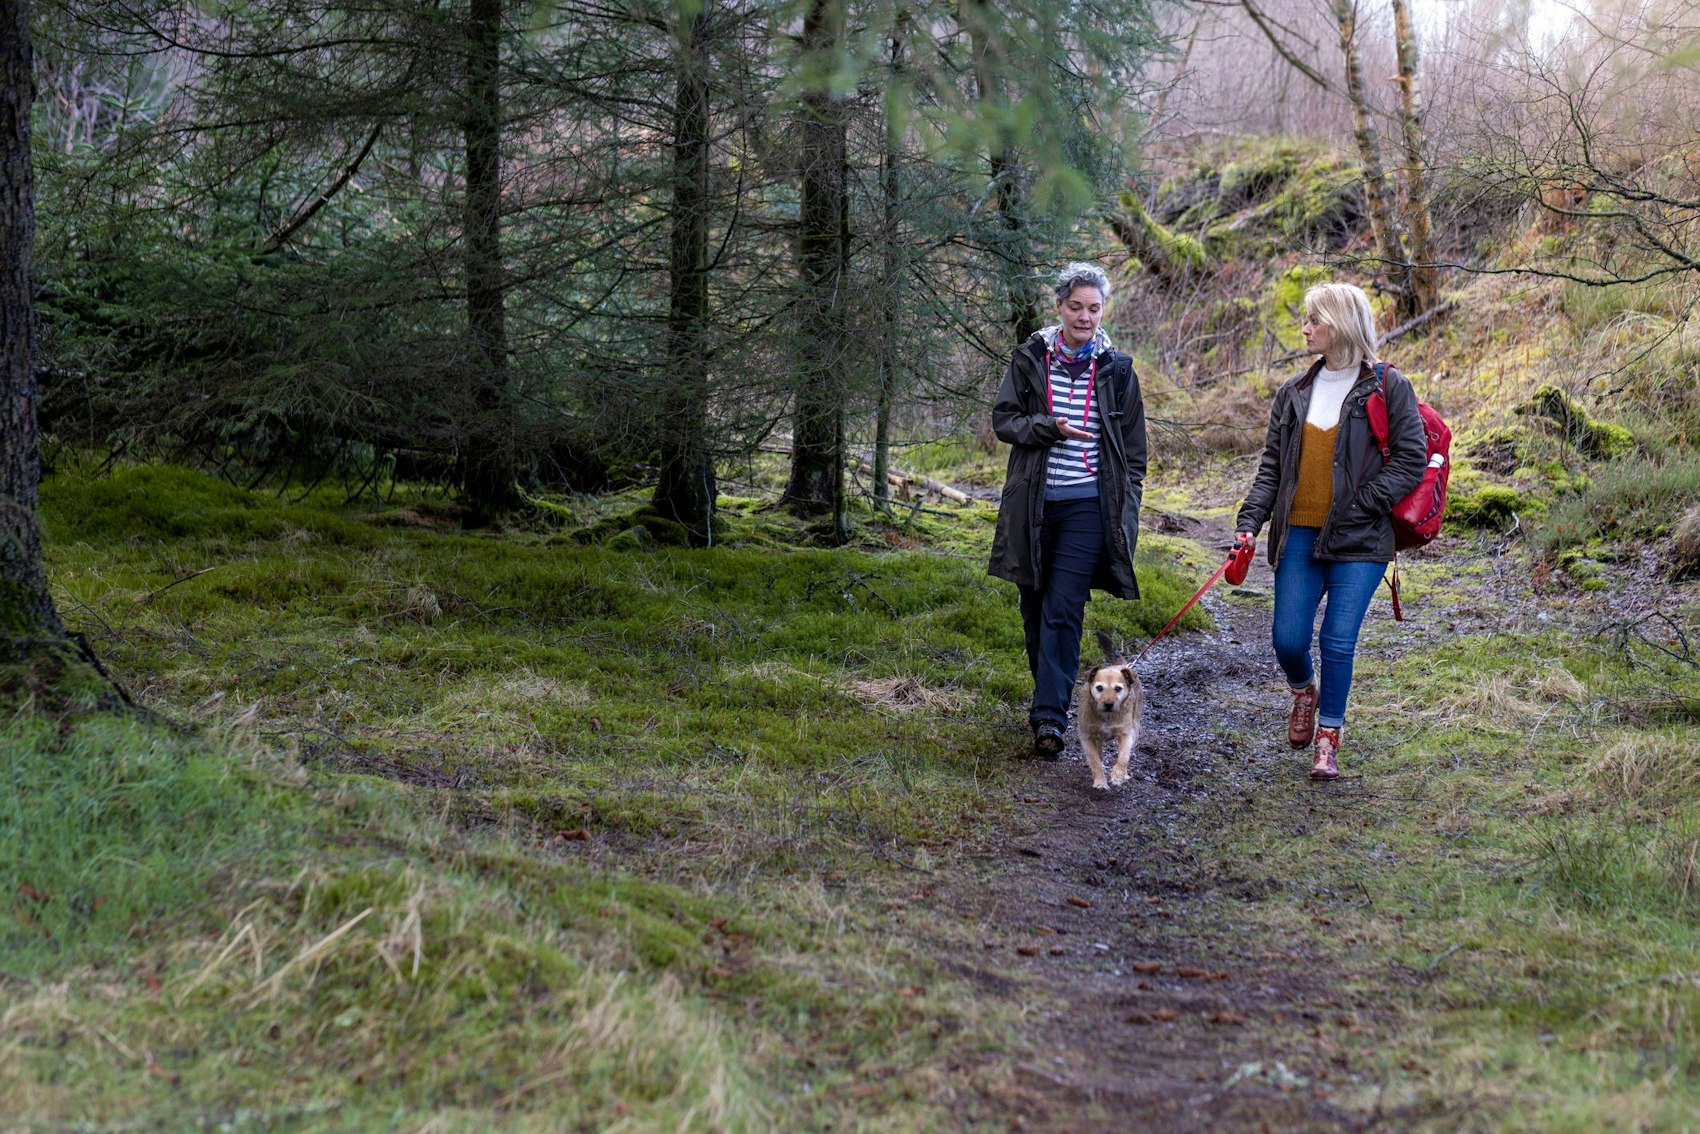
[0, 0, 72, 662]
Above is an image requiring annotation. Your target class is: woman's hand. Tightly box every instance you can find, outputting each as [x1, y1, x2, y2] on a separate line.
[1235, 532, 1255, 553]
[1054, 418, 1095, 440]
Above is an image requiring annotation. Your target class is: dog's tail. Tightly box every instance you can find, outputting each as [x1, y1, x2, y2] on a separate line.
[1095, 629, 1126, 664]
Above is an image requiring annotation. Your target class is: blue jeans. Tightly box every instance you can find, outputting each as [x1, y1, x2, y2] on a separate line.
[1272, 526, 1386, 728]
[1018, 497, 1104, 730]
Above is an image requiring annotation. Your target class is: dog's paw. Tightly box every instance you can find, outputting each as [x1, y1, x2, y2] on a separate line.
[1110, 768, 1129, 786]
[1091, 778, 1109, 790]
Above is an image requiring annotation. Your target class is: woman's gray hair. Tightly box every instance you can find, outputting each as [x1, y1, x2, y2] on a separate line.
[1303, 282, 1379, 368]
[1054, 262, 1111, 303]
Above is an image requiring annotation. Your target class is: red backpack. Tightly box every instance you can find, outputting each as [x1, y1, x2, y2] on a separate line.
[1364, 362, 1451, 618]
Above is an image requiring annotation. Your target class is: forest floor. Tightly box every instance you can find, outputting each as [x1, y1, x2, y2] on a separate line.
[896, 487, 1700, 1132]
[15, 458, 1700, 1132]
[906, 513, 1402, 1132]
[884, 480, 1593, 1133]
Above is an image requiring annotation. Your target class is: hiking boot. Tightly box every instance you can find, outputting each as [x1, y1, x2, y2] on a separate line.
[1310, 727, 1342, 780]
[1287, 684, 1318, 748]
[1033, 721, 1065, 760]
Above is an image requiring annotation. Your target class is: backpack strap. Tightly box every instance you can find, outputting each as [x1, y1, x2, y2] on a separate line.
[1365, 361, 1392, 458]
[1367, 361, 1406, 620]
[1103, 353, 1132, 419]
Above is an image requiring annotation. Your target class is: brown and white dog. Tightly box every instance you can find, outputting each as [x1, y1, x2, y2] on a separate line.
[1078, 630, 1145, 790]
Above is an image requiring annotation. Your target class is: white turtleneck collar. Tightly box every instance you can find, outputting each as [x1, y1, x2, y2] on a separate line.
[1305, 362, 1360, 430]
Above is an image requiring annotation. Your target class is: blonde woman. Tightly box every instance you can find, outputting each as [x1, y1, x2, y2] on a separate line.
[1233, 283, 1426, 779]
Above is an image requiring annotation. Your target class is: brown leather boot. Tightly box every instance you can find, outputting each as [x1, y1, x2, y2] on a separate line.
[1310, 727, 1341, 780]
[1287, 684, 1318, 748]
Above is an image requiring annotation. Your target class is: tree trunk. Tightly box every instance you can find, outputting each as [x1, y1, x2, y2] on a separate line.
[654, 3, 717, 547]
[781, 0, 849, 536]
[1389, 0, 1439, 318]
[872, 27, 906, 509]
[1, 0, 69, 657]
[964, 0, 1042, 347]
[1334, 0, 1407, 308]
[461, 0, 518, 516]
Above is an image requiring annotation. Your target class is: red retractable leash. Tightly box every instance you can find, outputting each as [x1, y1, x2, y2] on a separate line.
[1133, 537, 1255, 661]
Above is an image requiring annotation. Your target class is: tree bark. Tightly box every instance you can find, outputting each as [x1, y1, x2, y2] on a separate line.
[1389, 0, 1439, 318]
[781, 0, 849, 535]
[872, 25, 907, 509]
[1334, 0, 1407, 307]
[1, 0, 71, 660]
[461, 0, 518, 516]
[654, 3, 717, 547]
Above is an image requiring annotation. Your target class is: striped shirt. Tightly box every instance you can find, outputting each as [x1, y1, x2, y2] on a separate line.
[1045, 353, 1102, 501]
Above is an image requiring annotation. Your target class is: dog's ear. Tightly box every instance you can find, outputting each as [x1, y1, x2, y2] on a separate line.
[1120, 666, 1136, 687]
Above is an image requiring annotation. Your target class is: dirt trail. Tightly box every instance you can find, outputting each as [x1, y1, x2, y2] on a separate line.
[922, 521, 1395, 1132]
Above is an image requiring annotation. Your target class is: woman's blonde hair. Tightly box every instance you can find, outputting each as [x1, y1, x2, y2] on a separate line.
[1303, 282, 1379, 368]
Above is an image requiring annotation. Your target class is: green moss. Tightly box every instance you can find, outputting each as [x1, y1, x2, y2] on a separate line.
[1448, 483, 1532, 529]
[1116, 191, 1208, 283]
[1216, 143, 1302, 210]
[1516, 385, 1637, 459]
[1266, 157, 1363, 247]
[1462, 425, 1533, 476]
[42, 464, 375, 547]
[1558, 547, 1609, 589]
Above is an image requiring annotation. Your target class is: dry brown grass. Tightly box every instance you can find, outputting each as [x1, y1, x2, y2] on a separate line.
[1164, 376, 1270, 457]
[849, 676, 967, 714]
[1584, 730, 1700, 801]
[1674, 505, 1700, 578]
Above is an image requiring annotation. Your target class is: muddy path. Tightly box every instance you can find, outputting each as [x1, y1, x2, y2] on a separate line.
[919, 520, 1411, 1132]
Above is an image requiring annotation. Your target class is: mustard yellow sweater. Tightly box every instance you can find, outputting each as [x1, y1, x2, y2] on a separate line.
[1289, 423, 1336, 527]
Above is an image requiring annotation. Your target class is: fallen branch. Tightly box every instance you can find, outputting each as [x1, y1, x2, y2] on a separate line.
[849, 455, 971, 504]
[139, 566, 218, 605]
[1377, 300, 1457, 349]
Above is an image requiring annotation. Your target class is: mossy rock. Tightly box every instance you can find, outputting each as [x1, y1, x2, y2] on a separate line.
[1153, 137, 1364, 259]
[1267, 161, 1366, 250]
[1557, 547, 1610, 590]
[1116, 191, 1209, 284]
[569, 506, 692, 550]
[605, 526, 651, 552]
[1217, 146, 1303, 212]
[624, 508, 692, 548]
[1447, 483, 1529, 529]
[1515, 385, 1637, 460]
[1151, 170, 1223, 227]
[1461, 426, 1530, 476]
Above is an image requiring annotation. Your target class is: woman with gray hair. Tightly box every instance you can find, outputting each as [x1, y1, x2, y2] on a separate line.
[1234, 282, 1427, 779]
[989, 263, 1148, 760]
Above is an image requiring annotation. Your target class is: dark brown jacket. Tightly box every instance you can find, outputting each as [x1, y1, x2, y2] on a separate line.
[1235, 359, 1428, 565]
[987, 334, 1148, 599]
